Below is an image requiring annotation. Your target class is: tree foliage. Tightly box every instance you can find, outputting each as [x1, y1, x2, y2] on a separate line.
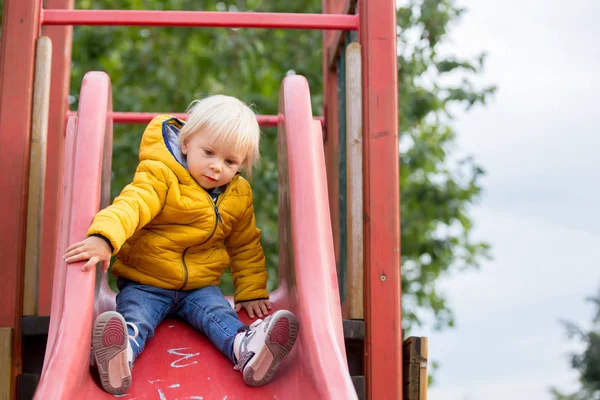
[0, 0, 494, 331]
[551, 288, 600, 400]
[397, 0, 494, 329]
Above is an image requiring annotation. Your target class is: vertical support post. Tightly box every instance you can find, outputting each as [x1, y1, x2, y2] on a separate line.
[38, 0, 75, 316]
[403, 337, 429, 400]
[345, 42, 363, 320]
[359, 0, 402, 398]
[0, 0, 43, 397]
[0, 328, 12, 400]
[23, 36, 53, 316]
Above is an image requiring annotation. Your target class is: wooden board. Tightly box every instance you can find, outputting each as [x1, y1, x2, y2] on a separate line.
[345, 42, 364, 319]
[0, 1, 44, 396]
[23, 36, 52, 316]
[403, 337, 429, 400]
[0, 328, 12, 400]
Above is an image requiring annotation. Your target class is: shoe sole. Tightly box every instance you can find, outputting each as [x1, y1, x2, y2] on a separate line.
[92, 312, 132, 394]
[243, 310, 299, 386]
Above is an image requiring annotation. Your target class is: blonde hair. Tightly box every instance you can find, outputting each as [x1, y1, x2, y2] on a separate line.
[179, 95, 261, 177]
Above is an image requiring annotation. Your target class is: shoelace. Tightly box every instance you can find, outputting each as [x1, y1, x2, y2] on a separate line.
[233, 316, 273, 371]
[248, 318, 263, 330]
[247, 314, 273, 333]
[127, 322, 141, 348]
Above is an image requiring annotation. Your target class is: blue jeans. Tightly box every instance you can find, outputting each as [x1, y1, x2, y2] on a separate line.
[116, 278, 245, 364]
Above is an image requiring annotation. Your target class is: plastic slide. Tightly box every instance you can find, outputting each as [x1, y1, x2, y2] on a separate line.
[34, 72, 358, 399]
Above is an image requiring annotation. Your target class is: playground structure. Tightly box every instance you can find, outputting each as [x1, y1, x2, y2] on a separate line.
[0, 1, 428, 399]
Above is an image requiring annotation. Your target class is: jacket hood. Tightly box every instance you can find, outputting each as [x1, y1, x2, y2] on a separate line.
[138, 115, 196, 187]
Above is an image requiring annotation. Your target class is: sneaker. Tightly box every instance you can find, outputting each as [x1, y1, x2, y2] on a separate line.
[233, 310, 299, 386]
[91, 311, 138, 394]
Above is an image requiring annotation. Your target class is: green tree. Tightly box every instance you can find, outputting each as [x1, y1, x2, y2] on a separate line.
[551, 288, 600, 400]
[1, 0, 494, 331]
[397, 0, 493, 329]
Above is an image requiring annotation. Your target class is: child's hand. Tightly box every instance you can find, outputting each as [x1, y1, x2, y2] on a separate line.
[64, 236, 112, 272]
[235, 299, 272, 319]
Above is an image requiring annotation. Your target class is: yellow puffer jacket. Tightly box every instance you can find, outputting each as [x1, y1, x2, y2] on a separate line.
[87, 115, 268, 303]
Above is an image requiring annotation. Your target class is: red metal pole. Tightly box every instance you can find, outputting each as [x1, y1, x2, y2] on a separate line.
[0, 0, 43, 397]
[41, 9, 359, 30]
[38, 0, 74, 317]
[65, 111, 323, 127]
[359, 0, 402, 398]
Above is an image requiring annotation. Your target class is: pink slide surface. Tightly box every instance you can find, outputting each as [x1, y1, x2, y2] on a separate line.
[34, 72, 357, 399]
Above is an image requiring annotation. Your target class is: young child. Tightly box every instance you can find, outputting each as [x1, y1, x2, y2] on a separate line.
[64, 95, 299, 394]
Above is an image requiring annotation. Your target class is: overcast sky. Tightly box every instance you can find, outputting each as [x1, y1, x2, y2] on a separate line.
[415, 0, 600, 399]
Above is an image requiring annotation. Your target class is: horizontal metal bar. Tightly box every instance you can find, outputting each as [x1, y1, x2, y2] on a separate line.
[66, 111, 325, 127]
[42, 9, 359, 30]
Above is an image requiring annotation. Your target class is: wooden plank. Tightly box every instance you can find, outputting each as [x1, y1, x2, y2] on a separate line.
[342, 319, 365, 340]
[322, 52, 341, 305]
[0, 1, 44, 396]
[322, 0, 357, 317]
[419, 338, 429, 400]
[39, 0, 75, 317]
[0, 0, 43, 324]
[403, 337, 429, 400]
[17, 374, 39, 400]
[0, 328, 12, 400]
[21, 316, 50, 337]
[345, 42, 364, 319]
[352, 375, 366, 400]
[23, 37, 53, 317]
[359, 0, 402, 398]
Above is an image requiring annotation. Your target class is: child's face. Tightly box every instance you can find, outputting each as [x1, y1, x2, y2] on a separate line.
[181, 132, 245, 190]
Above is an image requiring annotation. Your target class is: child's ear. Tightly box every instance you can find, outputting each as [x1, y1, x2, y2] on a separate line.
[181, 138, 188, 155]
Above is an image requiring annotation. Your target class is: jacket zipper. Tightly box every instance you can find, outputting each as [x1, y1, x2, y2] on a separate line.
[178, 176, 238, 290]
[180, 247, 190, 290]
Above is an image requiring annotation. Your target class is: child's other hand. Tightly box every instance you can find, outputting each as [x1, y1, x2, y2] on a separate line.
[235, 299, 272, 319]
[64, 236, 112, 272]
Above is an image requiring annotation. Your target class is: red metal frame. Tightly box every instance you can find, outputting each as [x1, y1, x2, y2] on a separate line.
[0, 0, 43, 395]
[0, 0, 402, 398]
[65, 111, 324, 127]
[359, 0, 402, 398]
[42, 9, 359, 30]
[38, 0, 75, 317]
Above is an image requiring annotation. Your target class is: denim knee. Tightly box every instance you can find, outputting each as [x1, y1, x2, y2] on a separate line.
[177, 286, 244, 361]
[115, 278, 175, 359]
